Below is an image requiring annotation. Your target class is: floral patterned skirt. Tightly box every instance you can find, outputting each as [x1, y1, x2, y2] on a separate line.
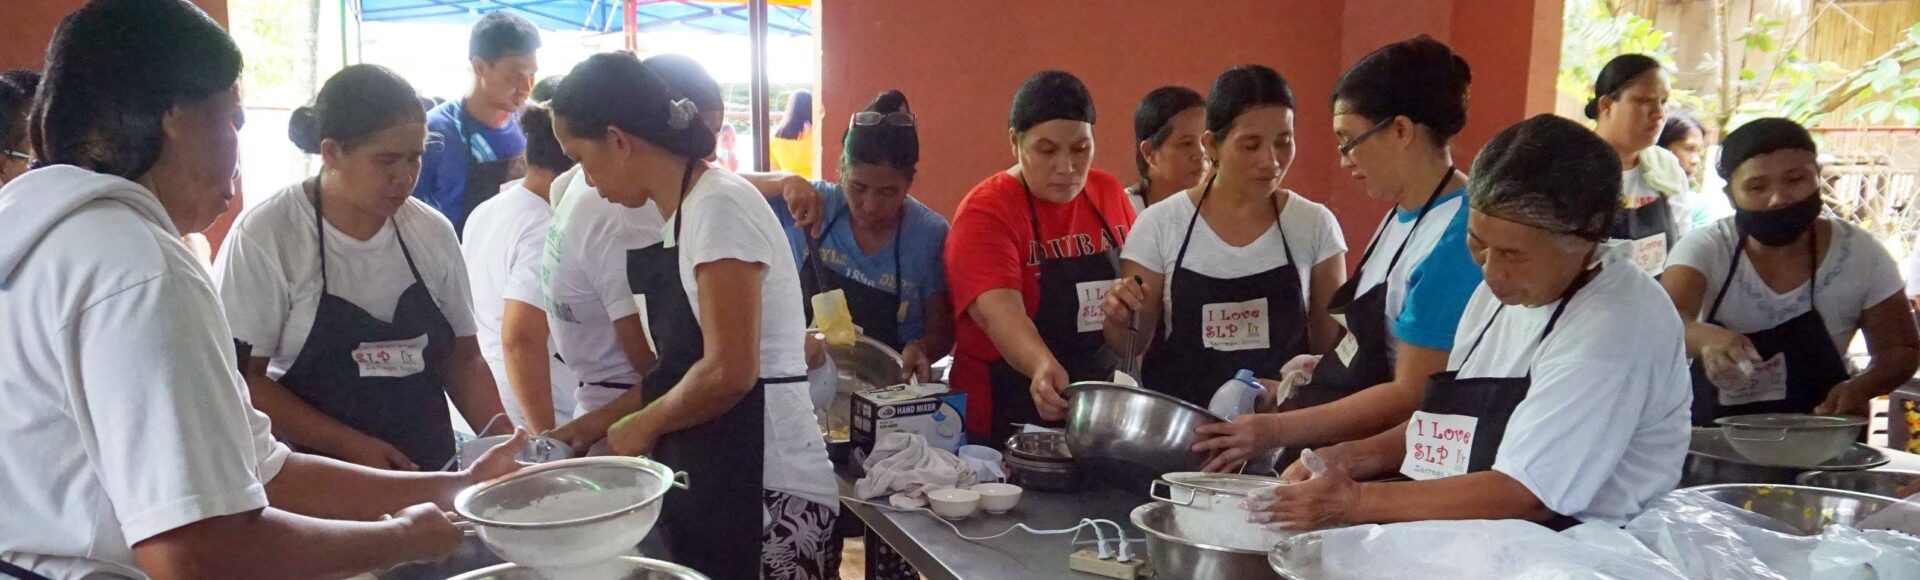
[763, 491, 840, 580]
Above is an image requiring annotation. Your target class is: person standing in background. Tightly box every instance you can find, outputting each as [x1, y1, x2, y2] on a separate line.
[1586, 54, 1690, 276]
[1660, 110, 1734, 231]
[463, 103, 579, 432]
[1126, 86, 1209, 212]
[769, 89, 816, 179]
[413, 11, 540, 234]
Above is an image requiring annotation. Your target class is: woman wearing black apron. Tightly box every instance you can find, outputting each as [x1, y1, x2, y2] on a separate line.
[1243, 116, 1691, 531]
[1193, 37, 1482, 475]
[945, 71, 1138, 444]
[1101, 65, 1345, 408]
[1588, 54, 1691, 276]
[1663, 118, 1918, 423]
[749, 90, 954, 381]
[222, 65, 509, 472]
[551, 53, 838, 580]
[1126, 86, 1210, 213]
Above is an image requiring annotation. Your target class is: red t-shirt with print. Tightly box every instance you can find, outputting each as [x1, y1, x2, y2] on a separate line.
[943, 168, 1136, 436]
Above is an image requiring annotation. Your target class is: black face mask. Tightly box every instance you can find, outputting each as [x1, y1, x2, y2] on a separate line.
[1735, 194, 1822, 246]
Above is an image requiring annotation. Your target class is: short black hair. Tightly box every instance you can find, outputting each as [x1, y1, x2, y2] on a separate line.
[842, 90, 918, 180]
[288, 64, 424, 155]
[1658, 110, 1704, 149]
[1132, 86, 1205, 187]
[470, 11, 541, 62]
[1332, 35, 1471, 146]
[641, 54, 723, 122]
[518, 103, 573, 174]
[1469, 115, 1623, 241]
[551, 52, 715, 161]
[1585, 54, 1663, 120]
[1206, 64, 1295, 137]
[0, 69, 41, 150]
[1010, 70, 1095, 133]
[531, 75, 565, 102]
[1717, 117, 1816, 180]
[34, 0, 242, 180]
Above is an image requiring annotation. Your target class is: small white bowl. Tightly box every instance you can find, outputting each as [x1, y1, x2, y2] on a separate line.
[927, 488, 980, 520]
[970, 483, 1022, 514]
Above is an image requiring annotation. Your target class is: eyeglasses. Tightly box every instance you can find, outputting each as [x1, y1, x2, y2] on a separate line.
[1337, 118, 1394, 158]
[851, 111, 915, 128]
[2, 149, 28, 162]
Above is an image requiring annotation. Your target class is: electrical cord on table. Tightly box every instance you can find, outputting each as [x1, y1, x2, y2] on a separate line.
[842, 497, 1139, 562]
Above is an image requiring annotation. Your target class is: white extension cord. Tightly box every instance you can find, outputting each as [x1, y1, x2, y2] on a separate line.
[842, 497, 1140, 562]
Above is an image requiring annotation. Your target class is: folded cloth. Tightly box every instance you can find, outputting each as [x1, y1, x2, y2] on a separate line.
[855, 432, 978, 508]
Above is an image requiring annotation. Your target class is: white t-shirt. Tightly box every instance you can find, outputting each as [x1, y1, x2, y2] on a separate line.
[217, 182, 477, 376]
[1669, 218, 1905, 355]
[1622, 166, 1690, 239]
[1120, 189, 1346, 332]
[462, 182, 579, 424]
[0, 166, 290, 579]
[1442, 255, 1691, 526]
[543, 167, 665, 387]
[663, 168, 835, 508]
[1353, 188, 1467, 320]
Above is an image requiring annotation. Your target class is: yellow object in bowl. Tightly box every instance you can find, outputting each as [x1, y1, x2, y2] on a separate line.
[811, 290, 859, 347]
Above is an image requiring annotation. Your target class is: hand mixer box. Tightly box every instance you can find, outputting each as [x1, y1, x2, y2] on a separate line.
[850, 383, 967, 455]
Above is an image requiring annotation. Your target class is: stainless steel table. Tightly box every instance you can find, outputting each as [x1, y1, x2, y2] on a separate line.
[838, 475, 1150, 580]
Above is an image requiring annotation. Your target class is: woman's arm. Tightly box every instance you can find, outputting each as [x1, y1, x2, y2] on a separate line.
[1663, 264, 1760, 376]
[607, 259, 768, 456]
[445, 336, 510, 436]
[501, 299, 558, 433]
[1819, 292, 1920, 415]
[1099, 261, 1164, 359]
[242, 358, 418, 470]
[970, 289, 1071, 419]
[1305, 253, 1348, 356]
[902, 291, 956, 382]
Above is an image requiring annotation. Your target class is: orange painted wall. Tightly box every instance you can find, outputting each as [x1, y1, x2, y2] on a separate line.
[819, 0, 1563, 255]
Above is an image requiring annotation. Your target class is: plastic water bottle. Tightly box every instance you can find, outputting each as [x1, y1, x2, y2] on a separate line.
[1207, 369, 1266, 420]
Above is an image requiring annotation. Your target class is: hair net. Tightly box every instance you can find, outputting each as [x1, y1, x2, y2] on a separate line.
[1468, 114, 1623, 241]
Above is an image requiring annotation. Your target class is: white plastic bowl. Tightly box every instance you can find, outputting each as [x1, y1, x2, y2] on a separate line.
[928, 488, 980, 520]
[970, 483, 1023, 514]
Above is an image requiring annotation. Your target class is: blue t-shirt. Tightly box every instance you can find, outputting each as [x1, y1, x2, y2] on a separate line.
[1391, 196, 1483, 351]
[413, 100, 527, 229]
[770, 181, 950, 345]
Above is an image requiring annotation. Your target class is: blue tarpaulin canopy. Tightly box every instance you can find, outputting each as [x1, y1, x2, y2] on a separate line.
[355, 0, 813, 37]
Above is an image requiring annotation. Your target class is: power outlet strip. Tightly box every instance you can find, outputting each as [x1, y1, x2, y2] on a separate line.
[1068, 548, 1149, 579]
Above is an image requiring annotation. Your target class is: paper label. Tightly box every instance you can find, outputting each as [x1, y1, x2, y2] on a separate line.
[1717, 353, 1790, 406]
[1076, 280, 1111, 333]
[353, 334, 428, 378]
[1630, 234, 1667, 275]
[1400, 411, 1478, 480]
[1333, 313, 1359, 366]
[1201, 298, 1271, 352]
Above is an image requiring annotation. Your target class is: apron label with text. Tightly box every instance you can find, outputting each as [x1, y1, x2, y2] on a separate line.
[1201, 298, 1270, 352]
[1333, 312, 1359, 366]
[1076, 280, 1110, 333]
[1630, 235, 1667, 275]
[1400, 411, 1477, 480]
[353, 334, 429, 378]
[1716, 352, 1790, 406]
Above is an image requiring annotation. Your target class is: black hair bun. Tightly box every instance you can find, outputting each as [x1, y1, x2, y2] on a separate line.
[288, 106, 322, 154]
[868, 90, 910, 114]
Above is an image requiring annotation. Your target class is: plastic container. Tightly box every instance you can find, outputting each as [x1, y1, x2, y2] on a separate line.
[1207, 369, 1266, 420]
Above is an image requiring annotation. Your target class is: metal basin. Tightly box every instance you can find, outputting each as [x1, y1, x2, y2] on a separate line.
[1682, 428, 1888, 487]
[1006, 431, 1073, 463]
[446, 556, 707, 580]
[1716, 414, 1867, 467]
[1131, 502, 1278, 579]
[454, 457, 688, 572]
[1066, 382, 1223, 494]
[1796, 469, 1920, 500]
[1268, 534, 1325, 580]
[815, 333, 905, 443]
[1689, 483, 1900, 535]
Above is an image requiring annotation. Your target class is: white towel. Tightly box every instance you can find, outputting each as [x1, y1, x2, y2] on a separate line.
[855, 432, 978, 508]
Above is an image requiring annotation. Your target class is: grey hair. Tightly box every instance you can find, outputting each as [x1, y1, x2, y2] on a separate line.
[1468, 114, 1622, 241]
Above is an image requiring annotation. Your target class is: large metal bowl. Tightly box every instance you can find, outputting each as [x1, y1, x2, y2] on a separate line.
[1796, 469, 1920, 500]
[1066, 382, 1224, 494]
[1005, 431, 1073, 463]
[1688, 483, 1900, 535]
[453, 457, 688, 572]
[1682, 428, 1889, 487]
[814, 333, 905, 443]
[445, 556, 707, 580]
[1716, 414, 1867, 467]
[1267, 534, 1324, 580]
[1131, 502, 1278, 579]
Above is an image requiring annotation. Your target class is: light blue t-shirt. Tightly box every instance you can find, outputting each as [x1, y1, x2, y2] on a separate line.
[1391, 195, 1483, 351]
[770, 181, 950, 345]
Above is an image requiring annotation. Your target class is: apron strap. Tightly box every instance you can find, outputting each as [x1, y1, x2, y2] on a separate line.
[1355, 168, 1455, 284]
[806, 210, 845, 294]
[1706, 227, 1821, 323]
[1021, 174, 1125, 264]
[1168, 181, 1303, 320]
[1457, 268, 1592, 370]
[668, 159, 700, 243]
[314, 176, 431, 300]
[0, 559, 51, 580]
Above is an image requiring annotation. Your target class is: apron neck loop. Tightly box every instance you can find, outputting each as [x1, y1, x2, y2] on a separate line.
[1458, 265, 1594, 368]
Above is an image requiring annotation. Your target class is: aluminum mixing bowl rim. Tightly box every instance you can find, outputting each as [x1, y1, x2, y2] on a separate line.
[445, 556, 706, 580]
[1066, 381, 1226, 422]
[452, 456, 689, 530]
[1685, 482, 1901, 505]
[1128, 502, 1267, 555]
[1713, 413, 1869, 430]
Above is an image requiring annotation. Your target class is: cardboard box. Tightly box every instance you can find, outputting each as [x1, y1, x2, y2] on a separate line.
[850, 383, 967, 455]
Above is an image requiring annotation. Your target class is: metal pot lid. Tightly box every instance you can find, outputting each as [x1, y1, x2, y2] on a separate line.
[1688, 428, 1890, 470]
[1161, 472, 1286, 496]
[1714, 413, 1869, 431]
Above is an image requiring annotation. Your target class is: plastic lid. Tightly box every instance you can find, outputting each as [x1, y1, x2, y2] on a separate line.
[1234, 369, 1257, 385]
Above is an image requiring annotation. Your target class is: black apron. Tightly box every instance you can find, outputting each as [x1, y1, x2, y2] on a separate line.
[452, 103, 527, 236]
[1139, 183, 1308, 407]
[800, 209, 907, 351]
[985, 182, 1124, 445]
[626, 162, 802, 580]
[1609, 173, 1676, 276]
[1413, 271, 1592, 531]
[1688, 232, 1849, 425]
[278, 181, 457, 470]
[1292, 171, 1453, 409]
[0, 560, 50, 580]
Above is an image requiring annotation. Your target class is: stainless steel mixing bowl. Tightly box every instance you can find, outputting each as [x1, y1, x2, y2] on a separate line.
[1065, 381, 1223, 493]
[1688, 483, 1900, 535]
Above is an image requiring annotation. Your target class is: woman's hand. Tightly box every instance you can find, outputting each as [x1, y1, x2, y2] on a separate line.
[780, 176, 824, 233]
[549, 410, 616, 456]
[1028, 359, 1072, 421]
[607, 412, 663, 457]
[900, 340, 935, 383]
[337, 435, 418, 471]
[1697, 325, 1762, 388]
[1247, 459, 1364, 530]
[1814, 380, 1875, 417]
[463, 428, 529, 484]
[1192, 414, 1282, 473]
[1100, 276, 1148, 324]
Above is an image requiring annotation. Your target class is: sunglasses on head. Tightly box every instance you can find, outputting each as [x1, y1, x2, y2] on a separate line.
[850, 111, 915, 128]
